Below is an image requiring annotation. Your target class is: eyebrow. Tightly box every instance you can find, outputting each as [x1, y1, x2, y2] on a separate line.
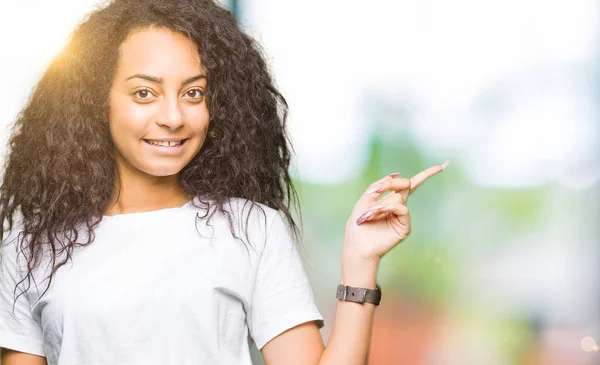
[125, 74, 207, 87]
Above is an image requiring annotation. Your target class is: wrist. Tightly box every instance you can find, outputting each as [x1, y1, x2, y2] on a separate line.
[341, 256, 380, 289]
[336, 283, 382, 306]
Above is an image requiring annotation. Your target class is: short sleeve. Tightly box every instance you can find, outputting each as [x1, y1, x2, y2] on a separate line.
[247, 212, 324, 350]
[0, 234, 45, 356]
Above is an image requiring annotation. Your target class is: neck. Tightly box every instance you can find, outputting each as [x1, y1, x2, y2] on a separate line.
[105, 164, 191, 216]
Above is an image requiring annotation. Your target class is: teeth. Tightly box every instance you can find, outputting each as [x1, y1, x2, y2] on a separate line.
[147, 140, 183, 147]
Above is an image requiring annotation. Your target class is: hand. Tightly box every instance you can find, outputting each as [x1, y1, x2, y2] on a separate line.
[342, 161, 450, 264]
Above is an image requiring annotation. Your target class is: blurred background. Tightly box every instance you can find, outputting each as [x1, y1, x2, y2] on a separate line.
[1, 0, 598, 364]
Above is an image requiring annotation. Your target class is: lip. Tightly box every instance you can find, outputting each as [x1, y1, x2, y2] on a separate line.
[143, 138, 189, 154]
[144, 137, 188, 142]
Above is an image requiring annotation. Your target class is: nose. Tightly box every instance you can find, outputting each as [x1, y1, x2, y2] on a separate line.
[155, 96, 183, 130]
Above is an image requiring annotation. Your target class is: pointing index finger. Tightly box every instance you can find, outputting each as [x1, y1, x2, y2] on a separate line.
[409, 160, 450, 193]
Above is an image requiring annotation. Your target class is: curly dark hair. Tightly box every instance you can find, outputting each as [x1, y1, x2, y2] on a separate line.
[0, 0, 300, 305]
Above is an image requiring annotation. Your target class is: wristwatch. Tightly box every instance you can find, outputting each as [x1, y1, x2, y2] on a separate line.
[336, 283, 382, 306]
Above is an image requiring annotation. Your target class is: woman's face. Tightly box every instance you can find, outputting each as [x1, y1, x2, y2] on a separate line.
[108, 27, 209, 179]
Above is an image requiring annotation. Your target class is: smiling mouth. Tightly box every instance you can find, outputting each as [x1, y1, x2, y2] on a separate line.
[144, 139, 188, 147]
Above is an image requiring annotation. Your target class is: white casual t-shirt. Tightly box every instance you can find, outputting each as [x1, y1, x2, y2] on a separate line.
[0, 198, 324, 364]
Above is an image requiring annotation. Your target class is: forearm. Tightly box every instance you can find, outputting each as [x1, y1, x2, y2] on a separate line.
[318, 258, 379, 365]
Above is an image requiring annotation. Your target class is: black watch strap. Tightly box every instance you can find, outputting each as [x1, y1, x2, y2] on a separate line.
[336, 284, 381, 306]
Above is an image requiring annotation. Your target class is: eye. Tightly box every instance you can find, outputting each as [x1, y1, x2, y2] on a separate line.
[134, 88, 155, 101]
[184, 88, 204, 100]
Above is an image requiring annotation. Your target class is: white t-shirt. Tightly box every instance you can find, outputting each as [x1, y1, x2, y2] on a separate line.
[0, 198, 324, 364]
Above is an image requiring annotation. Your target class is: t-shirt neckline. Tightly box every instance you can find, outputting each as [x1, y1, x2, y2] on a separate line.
[102, 200, 193, 220]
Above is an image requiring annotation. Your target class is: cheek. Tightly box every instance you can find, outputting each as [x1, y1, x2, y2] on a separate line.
[109, 96, 153, 138]
[184, 105, 210, 135]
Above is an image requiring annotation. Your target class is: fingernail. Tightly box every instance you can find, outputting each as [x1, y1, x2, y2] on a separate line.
[388, 173, 402, 178]
[441, 160, 451, 169]
[364, 183, 383, 196]
[356, 211, 374, 225]
[368, 204, 385, 212]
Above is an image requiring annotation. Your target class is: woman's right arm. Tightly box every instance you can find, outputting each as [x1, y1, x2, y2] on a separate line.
[1, 348, 47, 365]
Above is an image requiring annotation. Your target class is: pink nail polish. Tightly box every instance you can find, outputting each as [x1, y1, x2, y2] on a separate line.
[368, 204, 385, 212]
[364, 184, 383, 196]
[356, 211, 373, 225]
[389, 173, 401, 178]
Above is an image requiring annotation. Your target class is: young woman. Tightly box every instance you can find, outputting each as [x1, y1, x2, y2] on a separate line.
[0, 0, 448, 364]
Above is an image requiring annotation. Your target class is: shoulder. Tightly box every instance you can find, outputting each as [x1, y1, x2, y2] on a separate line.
[1, 218, 26, 259]
[225, 197, 280, 225]
[188, 196, 289, 249]
[0, 219, 31, 282]
[191, 196, 280, 225]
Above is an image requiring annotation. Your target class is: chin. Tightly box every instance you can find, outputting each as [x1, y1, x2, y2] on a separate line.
[142, 164, 186, 178]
